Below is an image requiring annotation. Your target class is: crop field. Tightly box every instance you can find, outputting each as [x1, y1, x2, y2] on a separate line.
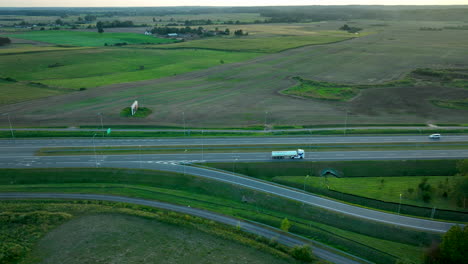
[6, 30, 176, 46]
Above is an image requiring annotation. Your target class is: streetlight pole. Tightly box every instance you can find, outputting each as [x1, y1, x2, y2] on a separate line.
[98, 113, 104, 137]
[344, 110, 349, 136]
[398, 193, 402, 214]
[202, 129, 205, 160]
[92, 133, 98, 168]
[304, 175, 309, 191]
[264, 111, 268, 131]
[2, 113, 15, 142]
[182, 111, 186, 136]
[139, 145, 142, 169]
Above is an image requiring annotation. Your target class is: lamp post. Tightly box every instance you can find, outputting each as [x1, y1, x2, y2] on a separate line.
[304, 175, 309, 191]
[182, 111, 186, 136]
[201, 129, 204, 161]
[2, 113, 15, 142]
[98, 113, 104, 137]
[343, 110, 349, 136]
[398, 193, 402, 214]
[92, 133, 98, 167]
[264, 111, 268, 131]
[139, 145, 142, 169]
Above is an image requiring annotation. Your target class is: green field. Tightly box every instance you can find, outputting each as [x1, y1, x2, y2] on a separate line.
[7, 30, 176, 46]
[152, 31, 356, 53]
[0, 168, 434, 264]
[0, 81, 68, 105]
[0, 47, 261, 91]
[277, 175, 466, 211]
[0, 201, 299, 264]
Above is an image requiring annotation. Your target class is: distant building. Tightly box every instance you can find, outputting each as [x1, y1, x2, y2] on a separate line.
[167, 33, 178, 37]
[144, 31, 152, 35]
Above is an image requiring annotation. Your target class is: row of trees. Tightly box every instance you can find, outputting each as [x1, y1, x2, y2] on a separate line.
[0, 37, 11, 46]
[150, 26, 232, 37]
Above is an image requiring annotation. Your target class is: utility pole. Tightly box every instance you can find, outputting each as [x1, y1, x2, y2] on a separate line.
[182, 111, 186, 136]
[343, 110, 349, 136]
[398, 193, 402, 214]
[304, 175, 309, 191]
[98, 113, 104, 137]
[264, 111, 268, 131]
[201, 129, 204, 161]
[92, 133, 98, 167]
[139, 145, 142, 169]
[2, 113, 15, 142]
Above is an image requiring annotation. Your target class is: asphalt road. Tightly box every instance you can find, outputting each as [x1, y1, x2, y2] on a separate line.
[0, 136, 466, 233]
[2, 135, 468, 149]
[0, 193, 366, 264]
[0, 150, 465, 232]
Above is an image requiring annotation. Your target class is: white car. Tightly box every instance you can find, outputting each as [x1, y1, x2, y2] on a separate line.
[429, 133, 441, 139]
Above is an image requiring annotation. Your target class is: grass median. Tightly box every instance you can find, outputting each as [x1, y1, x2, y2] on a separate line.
[35, 142, 468, 156]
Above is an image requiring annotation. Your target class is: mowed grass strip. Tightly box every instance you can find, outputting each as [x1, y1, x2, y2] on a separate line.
[276, 175, 466, 211]
[7, 30, 176, 46]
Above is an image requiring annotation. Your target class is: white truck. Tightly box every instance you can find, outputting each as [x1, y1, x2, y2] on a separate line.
[271, 149, 305, 159]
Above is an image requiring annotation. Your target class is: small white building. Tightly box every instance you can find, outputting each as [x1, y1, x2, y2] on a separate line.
[144, 31, 152, 35]
[167, 33, 178, 37]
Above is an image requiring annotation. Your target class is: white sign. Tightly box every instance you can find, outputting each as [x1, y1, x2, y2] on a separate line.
[131, 100, 139, 116]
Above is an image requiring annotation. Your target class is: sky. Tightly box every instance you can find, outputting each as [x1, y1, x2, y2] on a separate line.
[1, 0, 467, 7]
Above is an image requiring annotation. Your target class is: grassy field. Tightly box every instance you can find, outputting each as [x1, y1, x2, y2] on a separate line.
[29, 214, 295, 264]
[0, 47, 261, 90]
[0, 201, 299, 264]
[277, 175, 466, 211]
[7, 30, 176, 46]
[0, 168, 434, 264]
[151, 31, 356, 53]
[0, 80, 69, 105]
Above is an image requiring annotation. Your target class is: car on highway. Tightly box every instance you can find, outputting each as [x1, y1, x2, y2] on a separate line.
[429, 133, 441, 140]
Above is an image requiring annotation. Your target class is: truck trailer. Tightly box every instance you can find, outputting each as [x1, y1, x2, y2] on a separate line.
[271, 149, 305, 159]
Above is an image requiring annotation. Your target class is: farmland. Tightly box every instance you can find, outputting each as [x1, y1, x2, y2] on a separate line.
[7, 30, 175, 46]
[1, 19, 468, 127]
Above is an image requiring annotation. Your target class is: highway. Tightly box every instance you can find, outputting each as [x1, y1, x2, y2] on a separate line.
[2, 135, 468, 149]
[0, 136, 466, 233]
[0, 193, 366, 264]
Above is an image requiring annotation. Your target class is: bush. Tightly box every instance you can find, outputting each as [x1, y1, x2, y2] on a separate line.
[0, 37, 11, 46]
[289, 245, 315, 262]
[280, 218, 291, 232]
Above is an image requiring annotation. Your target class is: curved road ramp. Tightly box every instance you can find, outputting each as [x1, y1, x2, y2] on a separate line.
[0, 193, 367, 264]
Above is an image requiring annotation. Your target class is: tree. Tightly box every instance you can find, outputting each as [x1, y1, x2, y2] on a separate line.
[224, 28, 230, 35]
[280, 218, 292, 232]
[457, 159, 468, 175]
[55, 19, 63, 25]
[424, 225, 468, 264]
[96, 21, 104, 33]
[290, 245, 315, 262]
[0, 37, 11, 46]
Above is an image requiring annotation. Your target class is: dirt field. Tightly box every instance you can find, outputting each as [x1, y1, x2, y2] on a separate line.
[1, 20, 467, 127]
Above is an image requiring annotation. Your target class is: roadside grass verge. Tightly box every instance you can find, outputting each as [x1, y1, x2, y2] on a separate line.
[202, 160, 468, 220]
[35, 142, 468, 156]
[0, 168, 436, 264]
[2, 128, 468, 138]
[0, 201, 298, 264]
[6, 31, 176, 47]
